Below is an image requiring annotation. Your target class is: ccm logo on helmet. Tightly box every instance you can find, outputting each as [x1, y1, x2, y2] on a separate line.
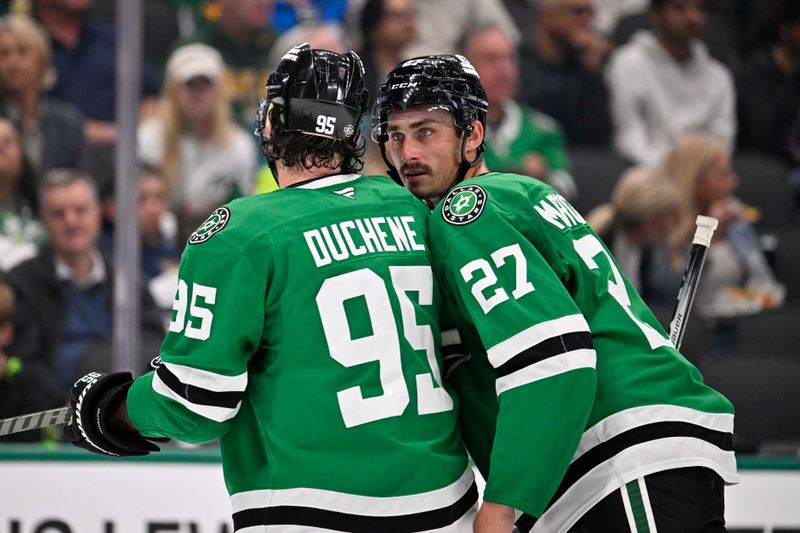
[390, 82, 419, 89]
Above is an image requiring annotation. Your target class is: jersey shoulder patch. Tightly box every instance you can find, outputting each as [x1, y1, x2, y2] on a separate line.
[188, 207, 230, 245]
[441, 184, 487, 226]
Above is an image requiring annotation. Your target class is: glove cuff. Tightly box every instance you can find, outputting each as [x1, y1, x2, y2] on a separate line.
[71, 372, 161, 457]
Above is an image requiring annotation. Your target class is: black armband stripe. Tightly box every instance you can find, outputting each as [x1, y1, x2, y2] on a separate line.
[156, 365, 243, 409]
[232, 482, 478, 532]
[495, 332, 593, 378]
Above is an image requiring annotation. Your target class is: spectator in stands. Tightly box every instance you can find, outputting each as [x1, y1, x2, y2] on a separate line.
[606, 0, 736, 165]
[0, 282, 65, 443]
[0, 14, 84, 176]
[400, 0, 519, 58]
[87, 0, 182, 81]
[5, 169, 163, 389]
[99, 167, 179, 284]
[357, 0, 416, 104]
[736, 0, 800, 163]
[518, 0, 612, 145]
[138, 43, 255, 245]
[662, 134, 784, 320]
[179, 0, 275, 131]
[463, 23, 577, 200]
[592, 0, 647, 36]
[33, 0, 159, 146]
[273, 0, 348, 33]
[268, 20, 350, 72]
[98, 167, 179, 317]
[0, 118, 43, 270]
[587, 166, 682, 304]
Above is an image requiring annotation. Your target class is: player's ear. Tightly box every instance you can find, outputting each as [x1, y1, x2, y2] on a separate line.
[465, 120, 484, 152]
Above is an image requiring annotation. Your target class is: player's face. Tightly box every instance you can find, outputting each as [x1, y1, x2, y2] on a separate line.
[385, 107, 463, 201]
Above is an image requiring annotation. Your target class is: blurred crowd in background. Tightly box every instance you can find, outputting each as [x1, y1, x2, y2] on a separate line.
[0, 0, 798, 453]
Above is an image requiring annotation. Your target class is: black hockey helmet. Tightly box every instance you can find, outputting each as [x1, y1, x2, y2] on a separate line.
[371, 54, 488, 185]
[371, 54, 487, 141]
[255, 43, 370, 148]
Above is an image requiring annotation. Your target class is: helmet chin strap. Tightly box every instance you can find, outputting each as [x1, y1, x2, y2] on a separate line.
[378, 137, 403, 186]
[455, 127, 485, 184]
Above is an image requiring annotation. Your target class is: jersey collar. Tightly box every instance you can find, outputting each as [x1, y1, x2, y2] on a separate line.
[288, 173, 361, 190]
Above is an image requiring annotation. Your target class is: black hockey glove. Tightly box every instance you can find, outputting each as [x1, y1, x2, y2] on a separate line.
[66, 371, 164, 457]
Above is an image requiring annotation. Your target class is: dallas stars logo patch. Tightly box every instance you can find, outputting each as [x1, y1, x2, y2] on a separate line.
[442, 184, 487, 225]
[189, 207, 230, 245]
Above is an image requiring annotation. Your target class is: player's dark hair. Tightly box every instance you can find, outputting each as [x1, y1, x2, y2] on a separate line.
[261, 104, 365, 173]
[256, 44, 370, 180]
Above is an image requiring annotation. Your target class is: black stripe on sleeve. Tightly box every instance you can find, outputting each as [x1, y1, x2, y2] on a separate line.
[233, 481, 478, 533]
[156, 365, 243, 408]
[495, 332, 593, 378]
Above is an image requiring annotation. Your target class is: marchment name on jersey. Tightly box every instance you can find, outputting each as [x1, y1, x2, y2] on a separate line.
[533, 193, 586, 230]
[304, 215, 425, 267]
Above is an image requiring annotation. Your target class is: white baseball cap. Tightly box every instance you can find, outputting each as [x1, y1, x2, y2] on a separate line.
[166, 43, 224, 83]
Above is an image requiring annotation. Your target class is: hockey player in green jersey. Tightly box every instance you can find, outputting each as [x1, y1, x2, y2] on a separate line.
[63, 44, 478, 532]
[372, 55, 738, 533]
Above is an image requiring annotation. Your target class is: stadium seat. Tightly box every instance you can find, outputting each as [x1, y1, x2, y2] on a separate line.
[697, 352, 800, 453]
[732, 307, 800, 356]
[733, 152, 795, 231]
[567, 147, 632, 216]
[773, 228, 800, 305]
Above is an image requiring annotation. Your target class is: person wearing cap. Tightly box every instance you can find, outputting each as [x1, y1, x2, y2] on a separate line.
[137, 43, 256, 246]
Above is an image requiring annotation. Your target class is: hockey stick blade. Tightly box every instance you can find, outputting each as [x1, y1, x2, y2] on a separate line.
[0, 406, 73, 437]
[669, 215, 718, 350]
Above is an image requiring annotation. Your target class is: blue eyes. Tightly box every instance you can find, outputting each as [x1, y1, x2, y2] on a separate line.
[389, 128, 434, 142]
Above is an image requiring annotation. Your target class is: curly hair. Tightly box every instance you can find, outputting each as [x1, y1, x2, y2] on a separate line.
[260, 107, 365, 174]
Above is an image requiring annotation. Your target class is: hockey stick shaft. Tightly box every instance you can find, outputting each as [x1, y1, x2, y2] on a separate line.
[0, 406, 73, 437]
[669, 215, 719, 350]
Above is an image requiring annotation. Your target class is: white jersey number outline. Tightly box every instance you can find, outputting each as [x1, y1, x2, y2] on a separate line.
[573, 234, 671, 349]
[317, 266, 453, 428]
[168, 279, 217, 341]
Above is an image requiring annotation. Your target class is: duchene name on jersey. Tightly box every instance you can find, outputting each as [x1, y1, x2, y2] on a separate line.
[534, 193, 586, 230]
[304, 215, 425, 267]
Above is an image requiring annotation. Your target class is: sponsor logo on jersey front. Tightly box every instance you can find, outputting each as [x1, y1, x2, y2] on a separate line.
[442, 184, 486, 225]
[189, 207, 230, 245]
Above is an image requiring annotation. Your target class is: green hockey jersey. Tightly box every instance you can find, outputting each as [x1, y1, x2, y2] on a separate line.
[126, 174, 477, 532]
[429, 173, 737, 532]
